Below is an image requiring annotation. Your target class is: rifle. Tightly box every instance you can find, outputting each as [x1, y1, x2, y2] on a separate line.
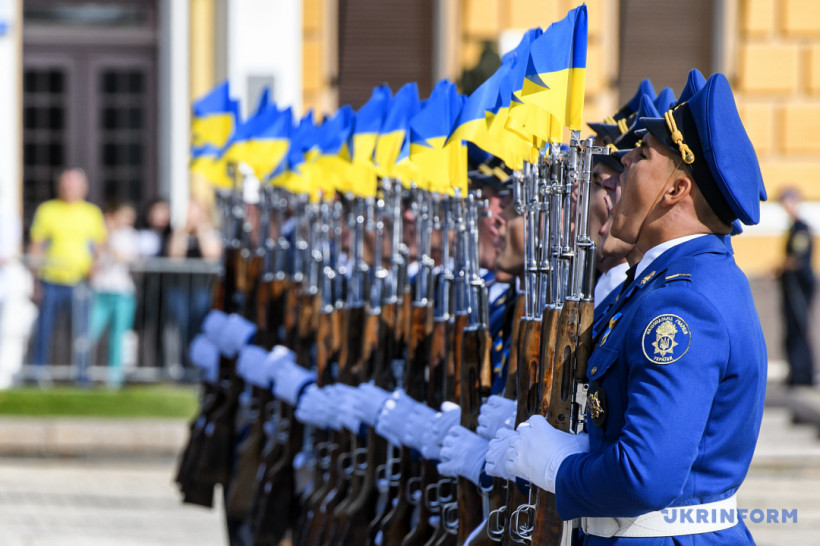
[427, 198, 466, 546]
[180, 165, 249, 508]
[492, 159, 547, 545]
[485, 289, 525, 542]
[334, 180, 405, 545]
[225, 183, 275, 521]
[304, 195, 370, 545]
[376, 188, 435, 545]
[257, 187, 290, 347]
[175, 183, 238, 510]
[456, 193, 493, 544]
[251, 195, 321, 545]
[292, 200, 344, 546]
[529, 136, 605, 545]
[400, 194, 450, 546]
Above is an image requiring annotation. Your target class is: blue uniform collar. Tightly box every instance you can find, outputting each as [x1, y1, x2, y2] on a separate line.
[613, 234, 729, 314]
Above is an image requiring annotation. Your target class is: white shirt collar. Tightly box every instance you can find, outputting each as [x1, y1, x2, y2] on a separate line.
[594, 261, 630, 308]
[635, 234, 707, 280]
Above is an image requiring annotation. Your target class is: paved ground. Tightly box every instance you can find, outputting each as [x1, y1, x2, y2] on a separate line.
[741, 406, 820, 545]
[0, 456, 226, 546]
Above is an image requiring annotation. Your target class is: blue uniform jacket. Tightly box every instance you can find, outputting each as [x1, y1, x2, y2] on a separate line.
[484, 273, 511, 394]
[592, 281, 625, 340]
[556, 235, 766, 545]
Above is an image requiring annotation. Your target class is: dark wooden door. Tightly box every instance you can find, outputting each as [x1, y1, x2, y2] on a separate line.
[617, 0, 715, 104]
[337, 0, 435, 108]
[22, 0, 157, 230]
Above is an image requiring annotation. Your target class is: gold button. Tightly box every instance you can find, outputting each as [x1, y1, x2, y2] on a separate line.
[591, 366, 598, 375]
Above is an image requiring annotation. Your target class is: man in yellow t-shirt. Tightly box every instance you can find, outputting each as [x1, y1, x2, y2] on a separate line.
[28, 168, 107, 373]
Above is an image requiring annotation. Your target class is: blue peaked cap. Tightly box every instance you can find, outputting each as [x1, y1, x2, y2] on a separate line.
[594, 94, 661, 173]
[654, 87, 676, 113]
[617, 78, 656, 121]
[676, 69, 706, 106]
[588, 79, 657, 141]
[615, 95, 660, 149]
[641, 72, 765, 226]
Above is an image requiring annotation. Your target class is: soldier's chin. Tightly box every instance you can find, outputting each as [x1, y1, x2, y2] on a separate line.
[609, 217, 638, 245]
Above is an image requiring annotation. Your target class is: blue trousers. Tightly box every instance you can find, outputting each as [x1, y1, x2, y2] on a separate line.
[33, 281, 91, 382]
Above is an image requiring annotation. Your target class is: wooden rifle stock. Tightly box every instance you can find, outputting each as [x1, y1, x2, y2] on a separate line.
[457, 326, 491, 544]
[305, 304, 365, 544]
[575, 300, 594, 381]
[293, 305, 339, 546]
[502, 317, 541, 545]
[336, 302, 398, 544]
[378, 303, 433, 544]
[176, 382, 224, 507]
[284, 280, 301, 348]
[327, 308, 381, 543]
[258, 277, 287, 347]
[531, 299, 580, 545]
[226, 386, 272, 518]
[297, 293, 320, 364]
[402, 307, 449, 546]
[212, 246, 240, 312]
[254, 293, 321, 544]
[427, 314, 462, 546]
[475, 292, 525, 543]
[239, 253, 264, 318]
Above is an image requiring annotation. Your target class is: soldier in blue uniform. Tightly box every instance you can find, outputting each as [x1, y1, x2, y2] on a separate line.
[503, 72, 767, 544]
[588, 92, 666, 339]
[469, 157, 515, 393]
[778, 187, 816, 386]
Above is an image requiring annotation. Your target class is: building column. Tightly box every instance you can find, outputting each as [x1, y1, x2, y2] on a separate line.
[0, 0, 21, 218]
[159, 0, 191, 228]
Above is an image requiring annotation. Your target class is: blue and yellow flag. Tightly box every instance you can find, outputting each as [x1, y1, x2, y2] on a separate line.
[519, 6, 587, 133]
[191, 81, 239, 149]
[504, 25, 564, 147]
[347, 85, 391, 197]
[250, 105, 292, 181]
[492, 29, 544, 168]
[271, 111, 318, 196]
[374, 82, 420, 182]
[190, 145, 228, 188]
[311, 105, 355, 198]
[220, 88, 282, 178]
[447, 64, 505, 157]
[409, 79, 466, 194]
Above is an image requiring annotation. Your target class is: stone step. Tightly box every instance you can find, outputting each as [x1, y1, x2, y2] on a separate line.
[0, 417, 188, 457]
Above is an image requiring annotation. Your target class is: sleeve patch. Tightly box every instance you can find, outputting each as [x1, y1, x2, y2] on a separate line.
[642, 314, 692, 364]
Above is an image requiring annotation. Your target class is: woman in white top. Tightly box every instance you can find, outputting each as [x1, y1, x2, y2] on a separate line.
[89, 202, 140, 388]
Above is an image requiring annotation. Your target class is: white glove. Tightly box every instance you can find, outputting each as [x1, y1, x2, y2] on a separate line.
[335, 384, 363, 433]
[420, 402, 461, 460]
[477, 395, 516, 439]
[485, 428, 517, 480]
[189, 334, 219, 384]
[402, 403, 438, 451]
[505, 414, 589, 493]
[265, 345, 297, 384]
[375, 390, 420, 446]
[353, 382, 392, 427]
[437, 425, 489, 485]
[201, 310, 228, 344]
[295, 384, 331, 428]
[217, 313, 257, 358]
[272, 360, 316, 406]
[237, 345, 271, 388]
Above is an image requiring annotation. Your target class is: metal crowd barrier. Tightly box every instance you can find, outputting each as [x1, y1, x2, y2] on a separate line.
[19, 257, 221, 385]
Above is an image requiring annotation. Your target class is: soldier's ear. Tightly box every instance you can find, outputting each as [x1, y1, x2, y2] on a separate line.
[665, 169, 693, 205]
